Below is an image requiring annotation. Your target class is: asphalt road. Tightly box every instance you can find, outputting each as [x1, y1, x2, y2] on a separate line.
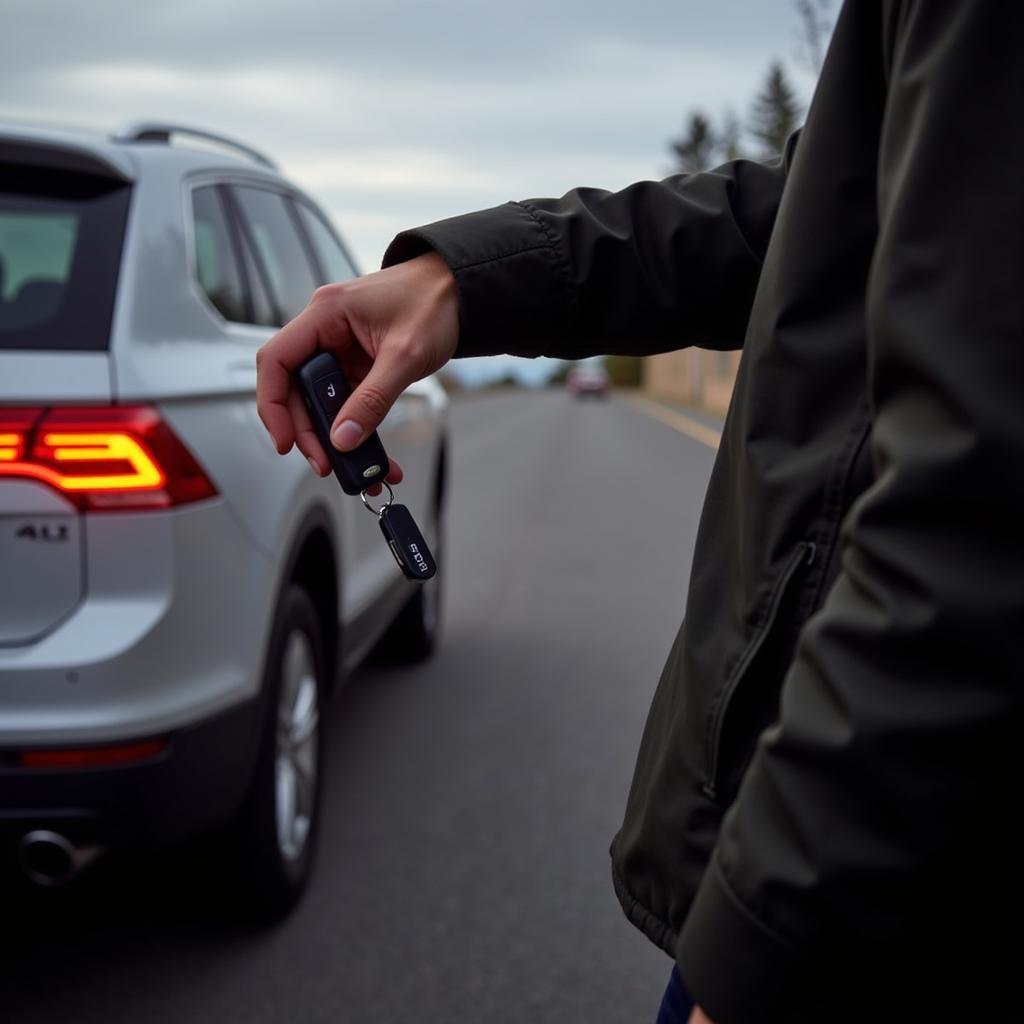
[2, 389, 718, 1024]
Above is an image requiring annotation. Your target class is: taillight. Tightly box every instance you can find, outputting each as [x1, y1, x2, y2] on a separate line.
[0, 406, 217, 511]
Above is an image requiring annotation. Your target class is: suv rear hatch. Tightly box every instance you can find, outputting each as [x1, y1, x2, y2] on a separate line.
[0, 139, 132, 644]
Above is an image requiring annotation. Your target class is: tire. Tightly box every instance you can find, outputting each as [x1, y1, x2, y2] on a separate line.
[225, 584, 326, 923]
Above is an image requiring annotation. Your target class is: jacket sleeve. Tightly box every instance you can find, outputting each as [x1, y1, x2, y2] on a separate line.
[381, 138, 798, 360]
[677, 3, 1024, 1019]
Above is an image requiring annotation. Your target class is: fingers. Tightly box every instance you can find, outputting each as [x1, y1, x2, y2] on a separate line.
[258, 255, 457, 461]
[256, 303, 353, 454]
[351, 458, 403, 497]
[306, 444, 404, 490]
[330, 349, 419, 452]
[288, 388, 328, 475]
[364, 458, 405, 494]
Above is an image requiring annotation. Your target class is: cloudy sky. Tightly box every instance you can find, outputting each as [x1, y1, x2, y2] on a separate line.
[1, 0, 826, 382]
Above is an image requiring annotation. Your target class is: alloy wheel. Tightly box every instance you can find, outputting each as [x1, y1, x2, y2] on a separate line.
[274, 629, 320, 863]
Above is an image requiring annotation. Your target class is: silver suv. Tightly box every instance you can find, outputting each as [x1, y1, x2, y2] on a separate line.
[0, 122, 448, 917]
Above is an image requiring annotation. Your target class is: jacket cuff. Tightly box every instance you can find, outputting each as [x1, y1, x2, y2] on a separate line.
[677, 854, 800, 1024]
[382, 203, 572, 360]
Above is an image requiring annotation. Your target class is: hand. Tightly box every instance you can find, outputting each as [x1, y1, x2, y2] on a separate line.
[256, 251, 460, 483]
[688, 1008, 717, 1024]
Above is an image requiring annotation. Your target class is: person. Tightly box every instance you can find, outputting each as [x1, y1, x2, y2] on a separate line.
[257, 2, 1023, 1020]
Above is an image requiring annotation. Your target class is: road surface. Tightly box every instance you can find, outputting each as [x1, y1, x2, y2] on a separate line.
[2, 389, 719, 1024]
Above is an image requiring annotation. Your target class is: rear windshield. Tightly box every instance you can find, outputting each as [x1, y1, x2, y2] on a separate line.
[0, 164, 130, 351]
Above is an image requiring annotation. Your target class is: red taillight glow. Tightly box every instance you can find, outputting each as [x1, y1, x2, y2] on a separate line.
[19, 738, 167, 769]
[0, 406, 217, 511]
[38, 432, 166, 491]
[0, 432, 24, 461]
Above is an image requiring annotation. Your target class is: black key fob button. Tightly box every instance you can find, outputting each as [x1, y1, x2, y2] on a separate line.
[312, 372, 349, 419]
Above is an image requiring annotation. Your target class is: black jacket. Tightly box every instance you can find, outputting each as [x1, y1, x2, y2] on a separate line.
[385, 2, 1024, 1019]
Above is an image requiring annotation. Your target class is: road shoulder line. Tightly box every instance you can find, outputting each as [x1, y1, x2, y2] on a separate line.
[622, 394, 722, 450]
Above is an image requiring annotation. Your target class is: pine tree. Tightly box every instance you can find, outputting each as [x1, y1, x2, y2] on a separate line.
[748, 61, 802, 158]
[719, 109, 744, 161]
[670, 112, 717, 172]
[793, 0, 835, 75]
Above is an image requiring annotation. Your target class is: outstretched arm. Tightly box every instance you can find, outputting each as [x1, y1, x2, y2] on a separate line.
[384, 140, 797, 360]
[257, 146, 796, 467]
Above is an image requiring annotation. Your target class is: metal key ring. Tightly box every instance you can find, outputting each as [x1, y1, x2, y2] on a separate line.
[360, 481, 395, 517]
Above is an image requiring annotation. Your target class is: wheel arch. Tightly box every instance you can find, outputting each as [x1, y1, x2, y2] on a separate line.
[274, 504, 342, 693]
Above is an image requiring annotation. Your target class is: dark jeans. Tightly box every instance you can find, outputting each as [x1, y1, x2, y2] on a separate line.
[656, 968, 695, 1024]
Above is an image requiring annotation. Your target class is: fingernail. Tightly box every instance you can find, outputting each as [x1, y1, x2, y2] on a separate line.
[332, 420, 364, 451]
[307, 456, 321, 476]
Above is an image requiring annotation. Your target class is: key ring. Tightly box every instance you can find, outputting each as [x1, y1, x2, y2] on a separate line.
[360, 481, 395, 517]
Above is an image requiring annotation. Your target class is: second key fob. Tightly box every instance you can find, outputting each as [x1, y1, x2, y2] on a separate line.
[295, 352, 389, 494]
[379, 503, 437, 580]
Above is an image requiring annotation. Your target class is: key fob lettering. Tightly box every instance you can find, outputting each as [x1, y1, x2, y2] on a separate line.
[379, 504, 437, 581]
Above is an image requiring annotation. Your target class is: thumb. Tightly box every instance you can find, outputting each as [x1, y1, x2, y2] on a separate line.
[330, 352, 413, 451]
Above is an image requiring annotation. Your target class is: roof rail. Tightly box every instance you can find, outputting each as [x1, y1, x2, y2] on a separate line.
[111, 122, 278, 169]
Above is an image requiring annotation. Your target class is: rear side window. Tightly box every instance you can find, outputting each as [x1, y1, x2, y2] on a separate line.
[234, 221, 277, 327]
[294, 202, 359, 285]
[231, 186, 318, 324]
[191, 186, 246, 323]
[0, 164, 130, 351]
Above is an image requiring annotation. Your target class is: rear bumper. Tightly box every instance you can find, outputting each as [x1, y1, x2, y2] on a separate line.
[0, 696, 262, 853]
[0, 498, 276, 746]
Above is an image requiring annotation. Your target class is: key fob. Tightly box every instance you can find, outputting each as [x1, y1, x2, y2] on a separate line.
[295, 352, 389, 495]
[379, 503, 437, 581]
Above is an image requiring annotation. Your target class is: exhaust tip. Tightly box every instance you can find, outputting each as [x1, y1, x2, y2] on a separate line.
[18, 830, 101, 886]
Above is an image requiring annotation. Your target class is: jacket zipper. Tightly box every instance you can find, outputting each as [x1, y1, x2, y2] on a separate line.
[702, 540, 816, 801]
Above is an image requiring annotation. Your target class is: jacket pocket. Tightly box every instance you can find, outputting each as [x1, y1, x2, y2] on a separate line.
[702, 541, 816, 802]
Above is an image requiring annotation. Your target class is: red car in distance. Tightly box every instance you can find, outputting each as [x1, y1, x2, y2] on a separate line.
[566, 365, 611, 398]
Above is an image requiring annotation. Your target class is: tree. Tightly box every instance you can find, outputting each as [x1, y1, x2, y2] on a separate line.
[718, 109, 744, 161]
[546, 360, 573, 386]
[748, 61, 802, 158]
[793, 0, 835, 75]
[670, 111, 717, 172]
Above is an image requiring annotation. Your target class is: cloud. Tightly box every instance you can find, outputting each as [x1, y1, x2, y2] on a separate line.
[1, 0, 816, 264]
